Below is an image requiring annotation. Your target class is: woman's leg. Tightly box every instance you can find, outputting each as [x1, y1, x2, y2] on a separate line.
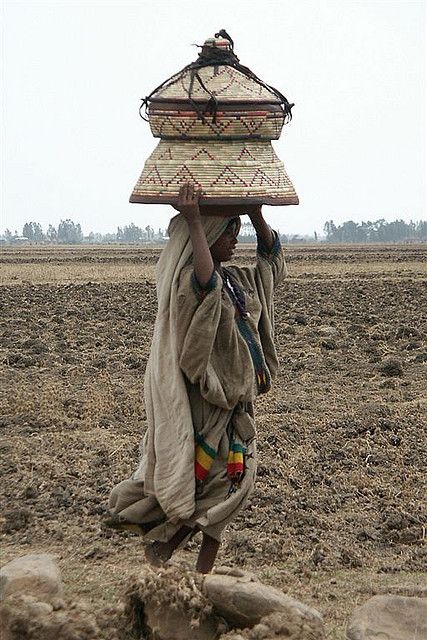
[196, 533, 221, 573]
[145, 525, 194, 566]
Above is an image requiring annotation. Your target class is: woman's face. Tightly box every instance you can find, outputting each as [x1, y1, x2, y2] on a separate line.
[210, 218, 241, 264]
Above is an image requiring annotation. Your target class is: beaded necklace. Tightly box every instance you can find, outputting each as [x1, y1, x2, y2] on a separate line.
[221, 268, 270, 394]
[222, 268, 250, 320]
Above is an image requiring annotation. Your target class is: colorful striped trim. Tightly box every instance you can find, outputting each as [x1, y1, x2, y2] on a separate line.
[227, 441, 246, 482]
[195, 434, 217, 482]
[191, 270, 218, 301]
[257, 230, 281, 263]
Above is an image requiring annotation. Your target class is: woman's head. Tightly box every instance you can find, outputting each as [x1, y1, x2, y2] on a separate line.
[209, 217, 241, 264]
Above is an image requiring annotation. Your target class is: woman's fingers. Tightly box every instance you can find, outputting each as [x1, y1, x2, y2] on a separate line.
[177, 182, 202, 221]
[178, 183, 186, 206]
[178, 181, 200, 204]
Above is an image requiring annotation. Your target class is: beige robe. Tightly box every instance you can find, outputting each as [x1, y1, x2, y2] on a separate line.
[108, 220, 286, 542]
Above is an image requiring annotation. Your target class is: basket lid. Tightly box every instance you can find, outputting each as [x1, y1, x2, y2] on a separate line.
[142, 30, 293, 112]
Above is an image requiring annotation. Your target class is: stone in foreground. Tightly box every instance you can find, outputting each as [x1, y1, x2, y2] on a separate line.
[126, 565, 223, 640]
[0, 593, 101, 640]
[203, 569, 323, 632]
[346, 595, 427, 640]
[0, 554, 63, 602]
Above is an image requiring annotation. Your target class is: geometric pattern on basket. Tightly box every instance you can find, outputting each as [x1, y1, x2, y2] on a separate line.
[149, 109, 284, 140]
[131, 36, 298, 206]
[131, 140, 298, 202]
[154, 65, 282, 102]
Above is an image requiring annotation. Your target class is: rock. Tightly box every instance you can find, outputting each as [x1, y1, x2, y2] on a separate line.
[396, 325, 420, 339]
[293, 313, 308, 326]
[320, 338, 337, 350]
[2, 508, 33, 533]
[380, 584, 427, 597]
[214, 566, 258, 581]
[0, 593, 102, 640]
[347, 595, 427, 640]
[0, 554, 63, 602]
[143, 601, 222, 640]
[126, 566, 223, 640]
[202, 572, 323, 632]
[377, 358, 404, 377]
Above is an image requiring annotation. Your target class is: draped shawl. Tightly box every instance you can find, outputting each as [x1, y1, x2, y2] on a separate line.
[134, 214, 231, 523]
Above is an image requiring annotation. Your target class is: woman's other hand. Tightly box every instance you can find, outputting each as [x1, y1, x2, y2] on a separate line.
[247, 205, 274, 251]
[247, 205, 263, 222]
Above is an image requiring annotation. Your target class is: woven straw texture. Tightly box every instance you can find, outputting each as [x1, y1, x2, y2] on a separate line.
[151, 65, 282, 103]
[149, 106, 284, 140]
[130, 140, 299, 205]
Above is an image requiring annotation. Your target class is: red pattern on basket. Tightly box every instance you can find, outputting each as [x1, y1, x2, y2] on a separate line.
[143, 166, 164, 185]
[191, 149, 216, 161]
[211, 167, 250, 187]
[238, 147, 256, 160]
[157, 67, 277, 101]
[150, 110, 283, 139]
[166, 164, 202, 187]
[157, 148, 173, 160]
[249, 168, 275, 187]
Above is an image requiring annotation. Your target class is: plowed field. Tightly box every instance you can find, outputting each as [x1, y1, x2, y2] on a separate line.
[1, 243, 426, 638]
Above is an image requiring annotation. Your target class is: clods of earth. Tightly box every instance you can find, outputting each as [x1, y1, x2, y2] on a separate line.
[0, 243, 426, 637]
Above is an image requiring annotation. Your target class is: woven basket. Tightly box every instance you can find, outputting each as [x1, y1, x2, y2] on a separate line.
[151, 64, 283, 103]
[130, 140, 298, 205]
[149, 103, 285, 140]
[130, 33, 299, 208]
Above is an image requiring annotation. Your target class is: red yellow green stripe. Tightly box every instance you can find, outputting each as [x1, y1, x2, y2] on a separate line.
[195, 435, 217, 482]
[227, 442, 245, 482]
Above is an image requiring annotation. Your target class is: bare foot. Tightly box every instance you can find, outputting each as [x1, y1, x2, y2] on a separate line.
[144, 542, 172, 567]
[144, 527, 194, 568]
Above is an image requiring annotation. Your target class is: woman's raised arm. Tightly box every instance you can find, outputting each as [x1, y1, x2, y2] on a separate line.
[178, 183, 215, 287]
[248, 206, 274, 251]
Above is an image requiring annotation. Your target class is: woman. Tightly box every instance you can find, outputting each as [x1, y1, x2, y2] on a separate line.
[108, 182, 286, 573]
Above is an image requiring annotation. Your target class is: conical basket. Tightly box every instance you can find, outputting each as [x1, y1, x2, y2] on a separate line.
[130, 33, 299, 208]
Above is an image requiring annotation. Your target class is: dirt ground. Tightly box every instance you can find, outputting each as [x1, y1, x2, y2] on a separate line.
[1, 242, 426, 639]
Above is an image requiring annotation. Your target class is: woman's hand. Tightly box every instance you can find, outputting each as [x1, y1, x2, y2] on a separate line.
[248, 206, 274, 251]
[177, 182, 202, 225]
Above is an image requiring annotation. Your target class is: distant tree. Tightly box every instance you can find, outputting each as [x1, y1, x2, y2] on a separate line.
[22, 222, 33, 240]
[323, 220, 337, 242]
[238, 221, 256, 243]
[323, 218, 427, 243]
[46, 224, 58, 243]
[32, 222, 45, 241]
[57, 219, 83, 244]
[4, 229, 13, 242]
[122, 223, 143, 242]
[22, 221, 45, 242]
[86, 232, 103, 243]
[102, 233, 117, 243]
[145, 225, 155, 241]
[416, 221, 427, 239]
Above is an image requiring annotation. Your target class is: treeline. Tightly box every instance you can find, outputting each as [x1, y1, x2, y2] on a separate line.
[2, 220, 163, 244]
[323, 219, 426, 243]
[1, 217, 426, 245]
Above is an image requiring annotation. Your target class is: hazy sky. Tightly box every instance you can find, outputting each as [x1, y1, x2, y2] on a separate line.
[2, 0, 426, 236]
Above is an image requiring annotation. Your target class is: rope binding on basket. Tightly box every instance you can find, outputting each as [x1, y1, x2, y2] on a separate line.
[139, 30, 294, 126]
